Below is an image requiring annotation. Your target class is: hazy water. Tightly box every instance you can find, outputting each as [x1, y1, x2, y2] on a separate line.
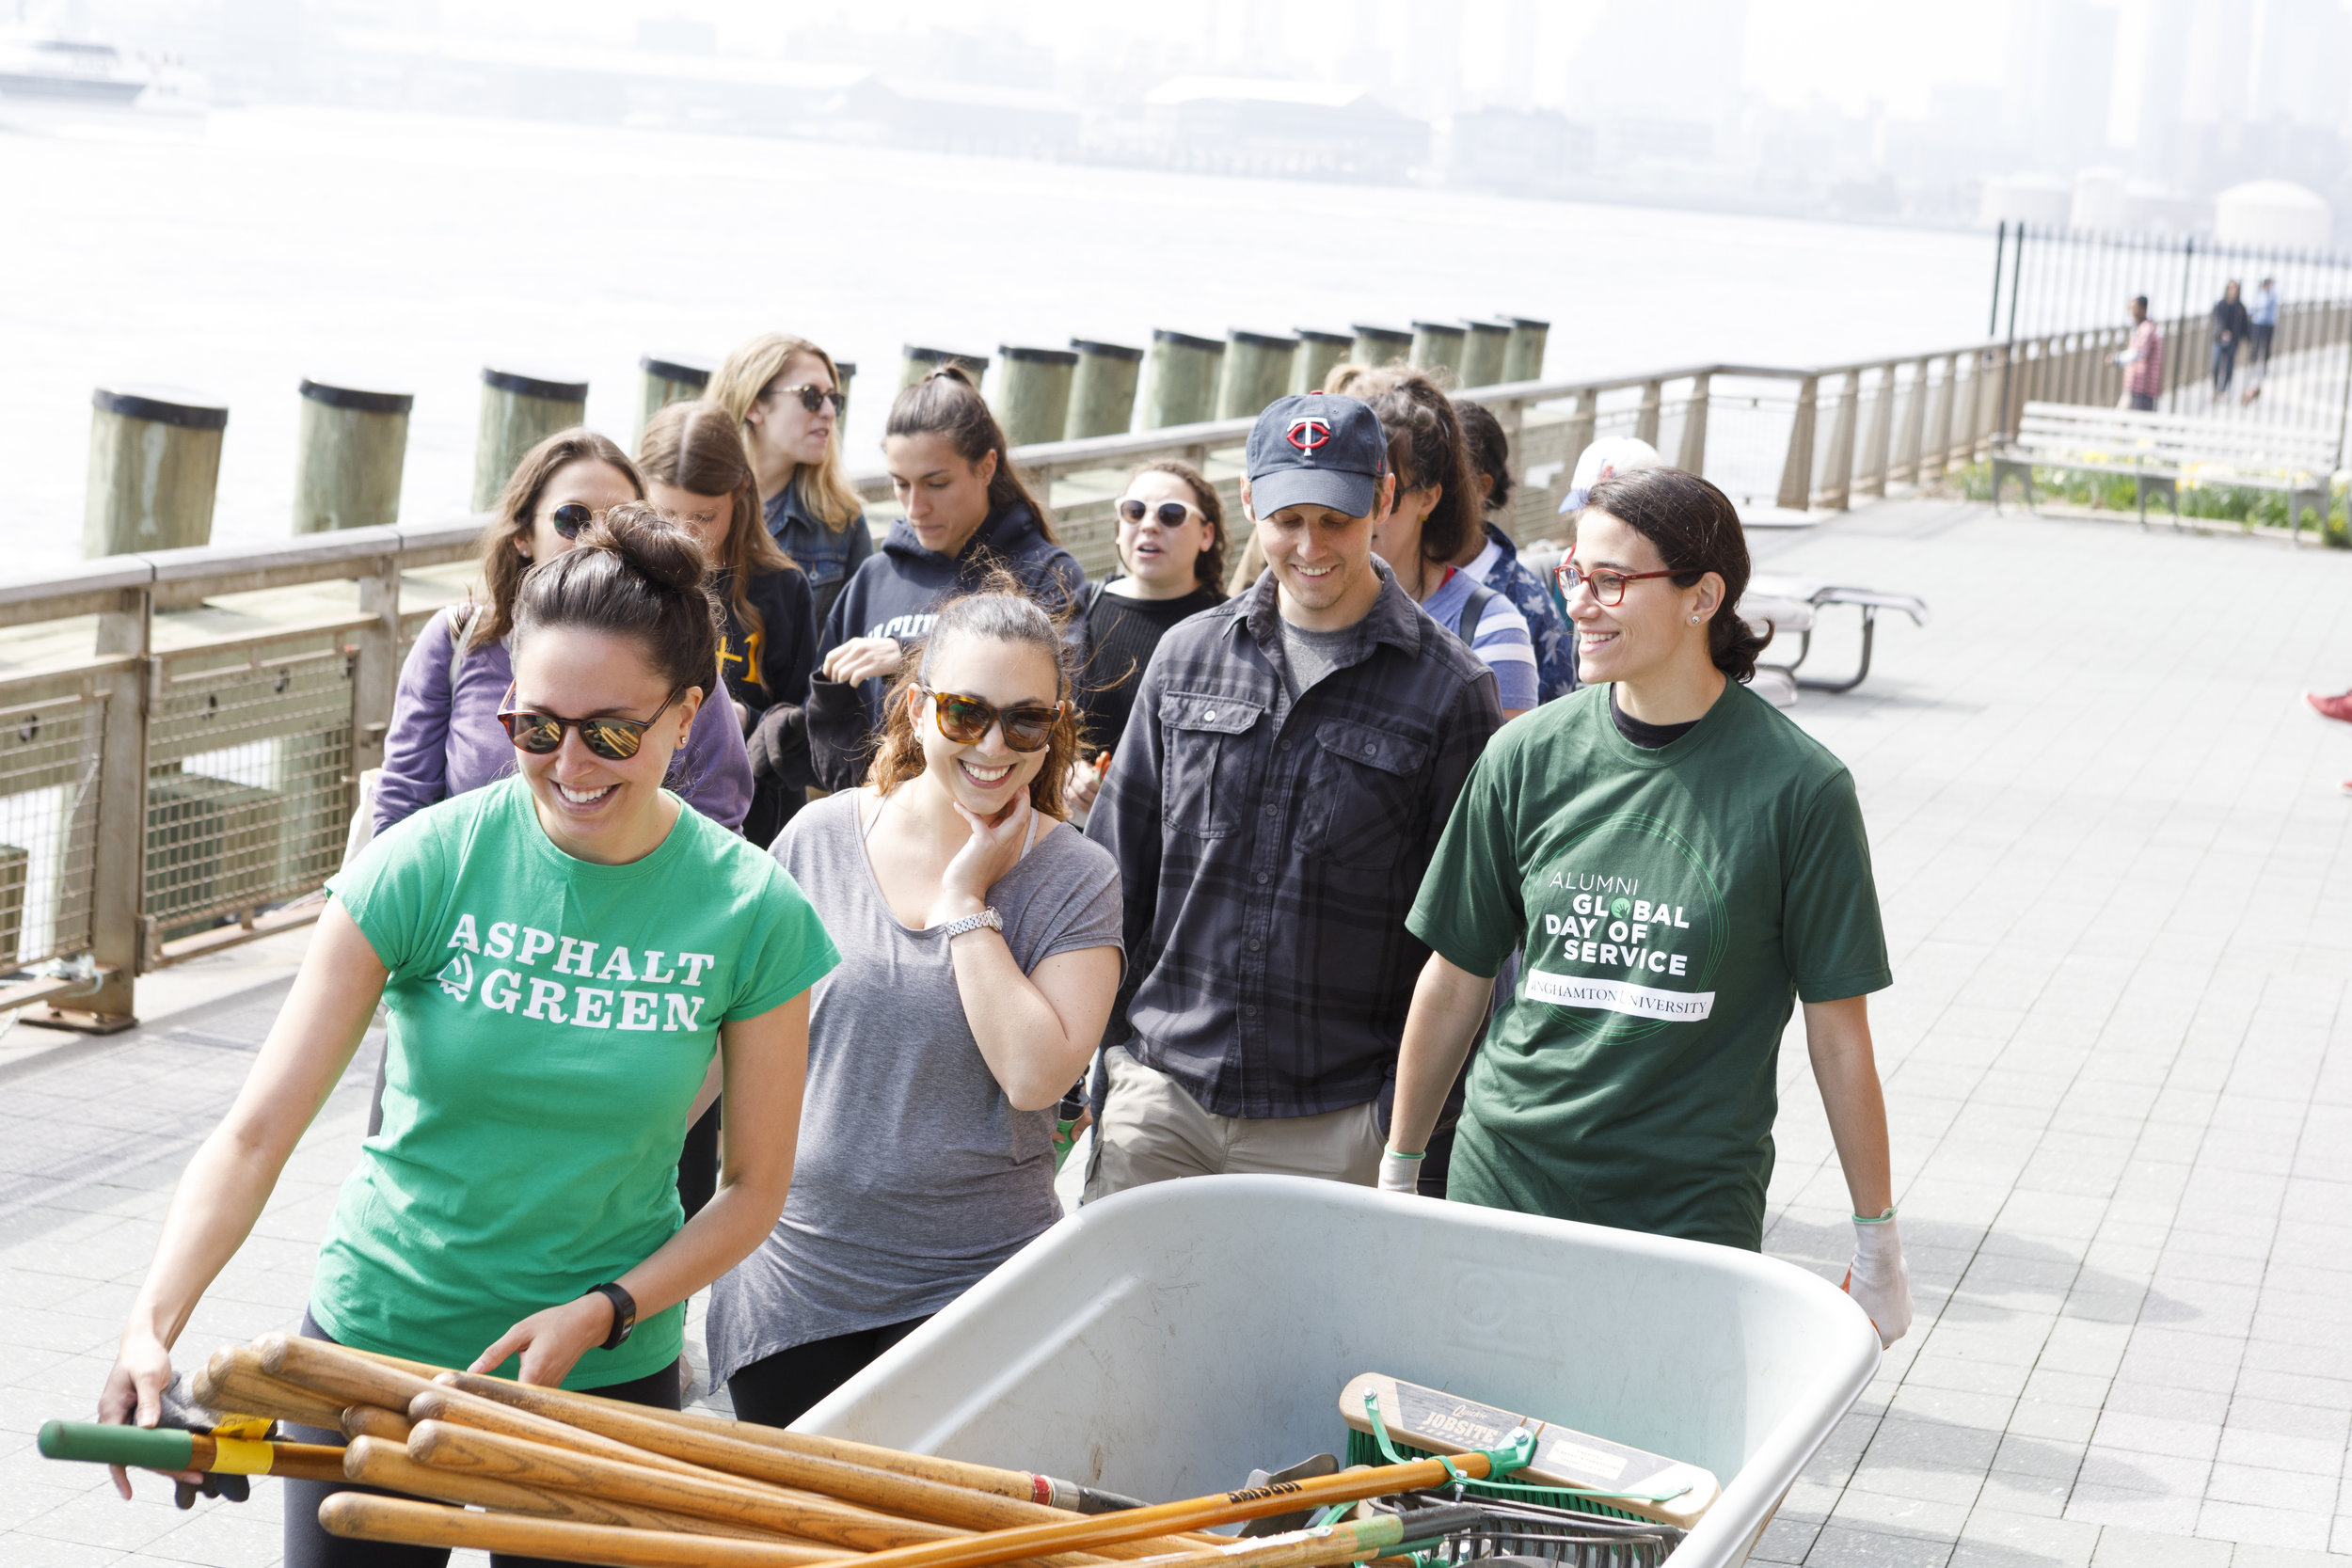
[1, 105, 1998, 576]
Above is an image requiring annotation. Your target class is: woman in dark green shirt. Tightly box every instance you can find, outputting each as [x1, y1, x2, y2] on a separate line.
[1388, 467, 1913, 1347]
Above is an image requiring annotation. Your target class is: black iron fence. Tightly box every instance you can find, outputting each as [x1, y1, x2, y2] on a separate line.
[1988, 222, 2352, 459]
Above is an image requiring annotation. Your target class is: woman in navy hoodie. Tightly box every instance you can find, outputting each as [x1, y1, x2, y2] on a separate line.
[785, 367, 1084, 791]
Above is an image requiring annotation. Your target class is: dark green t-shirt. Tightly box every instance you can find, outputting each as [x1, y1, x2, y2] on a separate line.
[315, 777, 839, 1386]
[1406, 681, 1889, 1250]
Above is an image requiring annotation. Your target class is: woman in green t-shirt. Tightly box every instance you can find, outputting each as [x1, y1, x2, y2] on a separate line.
[1387, 467, 1913, 1347]
[95, 507, 840, 1563]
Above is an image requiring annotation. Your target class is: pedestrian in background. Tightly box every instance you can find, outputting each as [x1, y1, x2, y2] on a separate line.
[2211, 279, 2249, 397]
[1454, 399, 1577, 702]
[1068, 460, 1228, 815]
[709, 334, 872, 627]
[1084, 393, 1502, 1195]
[1355, 367, 1538, 720]
[2115, 294, 2162, 412]
[373, 430, 755, 840]
[2245, 277, 2280, 402]
[709, 578, 1120, 1429]
[100, 509, 837, 1563]
[798, 367, 1085, 793]
[1385, 467, 1911, 1347]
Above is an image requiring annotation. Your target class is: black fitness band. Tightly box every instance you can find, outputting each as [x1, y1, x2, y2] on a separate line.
[588, 1282, 637, 1351]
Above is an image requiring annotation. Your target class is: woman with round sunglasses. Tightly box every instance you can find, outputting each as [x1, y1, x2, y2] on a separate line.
[1384, 467, 1913, 1348]
[710, 333, 870, 627]
[1068, 460, 1227, 814]
[373, 427, 755, 837]
[708, 575, 1121, 1429]
[98, 507, 838, 1565]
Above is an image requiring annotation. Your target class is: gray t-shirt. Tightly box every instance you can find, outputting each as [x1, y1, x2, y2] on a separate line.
[705, 789, 1123, 1384]
[1279, 616, 1357, 704]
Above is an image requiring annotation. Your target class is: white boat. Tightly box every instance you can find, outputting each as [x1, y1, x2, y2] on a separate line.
[0, 37, 150, 104]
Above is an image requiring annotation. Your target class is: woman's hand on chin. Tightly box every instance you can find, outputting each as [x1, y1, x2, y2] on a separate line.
[469, 1294, 614, 1387]
[931, 793, 1034, 926]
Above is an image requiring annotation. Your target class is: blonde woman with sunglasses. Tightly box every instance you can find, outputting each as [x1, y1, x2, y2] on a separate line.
[707, 575, 1121, 1430]
[97, 509, 836, 1567]
[710, 334, 870, 626]
[1069, 460, 1228, 814]
[373, 427, 755, 836]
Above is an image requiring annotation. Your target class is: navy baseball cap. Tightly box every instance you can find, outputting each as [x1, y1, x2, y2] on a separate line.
[1245, 392, 1389, 519]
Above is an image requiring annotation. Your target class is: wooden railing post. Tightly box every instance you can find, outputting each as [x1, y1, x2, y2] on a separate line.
[1677, 373, 1709, 474]
[75, 587, 151, 1026]
[353, 555, 403, 780]
[1565, 388, 1598, 477]
[1776, 374, 1819, 511]
[1924, 354, 1957, 481]
[1859, 361, 1897, 498]
[1634, 378, 1662, 446]
[1820, 369, 1860, 509]
[1894, 356, 1929, 484]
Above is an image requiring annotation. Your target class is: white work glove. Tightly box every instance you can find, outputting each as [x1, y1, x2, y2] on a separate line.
[1844, 1209, 1913, 1348]
[1377, 1148, 1423, 1195]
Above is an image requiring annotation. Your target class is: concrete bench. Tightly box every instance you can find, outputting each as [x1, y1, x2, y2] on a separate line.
[1993, 401, 2335, 540]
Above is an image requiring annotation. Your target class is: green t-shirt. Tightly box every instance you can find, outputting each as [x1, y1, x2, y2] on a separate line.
[313, 777, 839, 1387]
[1407, 681, 1889, 1250]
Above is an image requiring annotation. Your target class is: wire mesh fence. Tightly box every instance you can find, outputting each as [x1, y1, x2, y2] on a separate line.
[0, 689, 102, 974]
[146, 641, 356, 942]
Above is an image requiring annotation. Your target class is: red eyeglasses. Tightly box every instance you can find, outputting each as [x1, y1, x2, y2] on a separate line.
[1556, 551, 1682, 608]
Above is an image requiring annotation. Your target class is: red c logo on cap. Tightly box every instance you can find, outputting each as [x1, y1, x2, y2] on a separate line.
[1287, 417, 1330, 454]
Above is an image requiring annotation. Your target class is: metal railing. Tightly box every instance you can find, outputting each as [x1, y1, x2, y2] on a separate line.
[0, 334, 2098, 1023]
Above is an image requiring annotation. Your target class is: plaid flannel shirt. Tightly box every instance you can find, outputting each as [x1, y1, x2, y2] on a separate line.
[1085, 562, 1503, 1118]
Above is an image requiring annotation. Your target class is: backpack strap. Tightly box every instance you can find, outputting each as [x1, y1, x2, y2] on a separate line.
[1457, 580, 1495, 644]
[446, 603, 479, 691]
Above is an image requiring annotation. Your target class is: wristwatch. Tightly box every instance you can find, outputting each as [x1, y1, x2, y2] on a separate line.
[588, 1282, 636, 1351]
[938, 907, 1003, 942]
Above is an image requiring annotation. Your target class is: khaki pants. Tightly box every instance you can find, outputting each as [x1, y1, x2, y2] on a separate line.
[1084, 1044, 1385, 1200]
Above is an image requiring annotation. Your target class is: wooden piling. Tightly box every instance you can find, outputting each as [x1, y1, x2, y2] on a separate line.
[900, 346, 990, 389]
[1408, 322, 1466, 378]
[1215, 331, 1297, 421]
[83, 385, 229, 558]
[293, 379, 410, 534]
[834, 360, 857, 419]
[1350, 325, 1413, 371]
[1065, 340, 1144, 438]
[636, 355, 715, 448]
[1136, 330, 1224, 430]
[1290, 329, 1353, 394]
[992, 346, 1078, 447]
[1502, 318, 1550, 383]
[472, 368, 587, 514]
[1459, 321, 1510, 388]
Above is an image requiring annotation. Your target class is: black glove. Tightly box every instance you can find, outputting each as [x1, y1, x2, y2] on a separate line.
[158, 1373, 266, 1509]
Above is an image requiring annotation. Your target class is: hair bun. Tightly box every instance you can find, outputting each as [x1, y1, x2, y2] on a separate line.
[591, 500, 707, 594]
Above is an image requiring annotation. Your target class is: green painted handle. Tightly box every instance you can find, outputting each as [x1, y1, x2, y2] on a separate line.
[38, 1420, 195, 1470]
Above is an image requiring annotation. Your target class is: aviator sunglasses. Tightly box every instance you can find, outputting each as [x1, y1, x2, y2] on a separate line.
[915, 685, 1063, 752]
[498, 683, 686, 762]
[771, 383, 848, 415]
[1117, 497, 1200, 529]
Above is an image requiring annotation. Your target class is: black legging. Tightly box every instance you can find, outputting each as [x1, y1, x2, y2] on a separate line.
[727, 1317, 930, 1430]
[279, 1311, 682, 1568]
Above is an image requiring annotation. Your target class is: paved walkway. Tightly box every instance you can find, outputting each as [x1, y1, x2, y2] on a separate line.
[2, 496, 2348, 1567]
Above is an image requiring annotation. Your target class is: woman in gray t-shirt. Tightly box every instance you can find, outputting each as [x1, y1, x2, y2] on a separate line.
[707, 579, 1123, 1427]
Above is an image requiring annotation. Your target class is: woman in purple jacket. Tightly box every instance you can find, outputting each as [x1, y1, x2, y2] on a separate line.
[374, 428, 755, 836]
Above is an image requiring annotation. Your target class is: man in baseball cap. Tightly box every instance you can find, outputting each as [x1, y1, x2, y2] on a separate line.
[1082, 391, 1503, 1195]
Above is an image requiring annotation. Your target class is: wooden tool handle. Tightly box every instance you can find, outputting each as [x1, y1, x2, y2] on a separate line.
[440, 1370, 1081, 1505]
[321, 1493, 852, 1567]
[772, 1454, 1479, 1568]
[343, 1436, 794, 1539]
[428, 1372, 1203, 1557]
[405, 1418, 972, 1551]
[405, 1386, 720, 1482]
[259, 1333, 438, 1413]
[190, 1347, 349, 1432]
[341, 1404, 414, 1444]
